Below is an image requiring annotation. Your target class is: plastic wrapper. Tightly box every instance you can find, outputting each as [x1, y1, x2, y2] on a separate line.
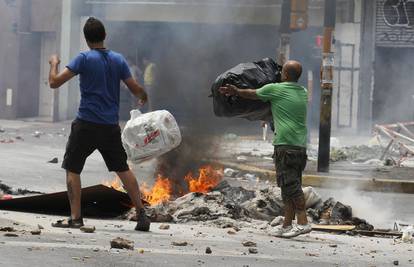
[211, 58, 282, 121]
[122, 109, 182, 163]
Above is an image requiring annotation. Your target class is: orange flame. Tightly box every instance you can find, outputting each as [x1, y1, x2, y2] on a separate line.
[102, 165, 223, 206]
[185, 166, 223, 193]
[103, 176, 124, 192]
[141, 175, 172, 206]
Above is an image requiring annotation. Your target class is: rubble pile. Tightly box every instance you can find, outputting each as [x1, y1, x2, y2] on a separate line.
[136, 180, 373, 231]
[307, 198, 374, 231]
[330, 145, 396, 163]
[308, 145, 392, 164]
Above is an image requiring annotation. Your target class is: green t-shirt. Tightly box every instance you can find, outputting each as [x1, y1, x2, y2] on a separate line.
[256, 82, 308, 147]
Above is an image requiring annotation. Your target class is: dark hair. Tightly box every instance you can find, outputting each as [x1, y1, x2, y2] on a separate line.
[83, 17, 106, 43]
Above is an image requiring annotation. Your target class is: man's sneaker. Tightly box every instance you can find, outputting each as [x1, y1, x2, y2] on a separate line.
[135, 208, 151, 232]
[269, 225, 293, 237]
[282, 224, 312, 238]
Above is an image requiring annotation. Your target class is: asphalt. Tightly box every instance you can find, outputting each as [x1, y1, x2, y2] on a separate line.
[1, 119, 414, 266]
[0, 212, 413, 267]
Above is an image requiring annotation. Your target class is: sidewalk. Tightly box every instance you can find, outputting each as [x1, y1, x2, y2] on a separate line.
[218, 136, 414, 194]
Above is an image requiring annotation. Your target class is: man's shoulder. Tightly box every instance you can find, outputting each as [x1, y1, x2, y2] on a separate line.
[107, 50, 125, 60]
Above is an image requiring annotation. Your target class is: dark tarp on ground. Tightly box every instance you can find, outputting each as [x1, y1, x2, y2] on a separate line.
[211, 58, 282, 122]
[0, 185, 132, 218]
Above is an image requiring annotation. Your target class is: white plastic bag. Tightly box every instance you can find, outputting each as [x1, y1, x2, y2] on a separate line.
[122, 109, 182, 163]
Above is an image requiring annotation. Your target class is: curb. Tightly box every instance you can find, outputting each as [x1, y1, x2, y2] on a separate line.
[218, 161, 414, 194]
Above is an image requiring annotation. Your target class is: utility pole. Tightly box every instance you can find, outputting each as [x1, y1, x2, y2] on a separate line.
[278, 0, 291, 64]
[317, 0, 336, 172]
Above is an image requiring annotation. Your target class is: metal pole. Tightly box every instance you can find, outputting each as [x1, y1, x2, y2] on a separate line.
[278, 0, 291, 64]
[317, 0, 336, 172]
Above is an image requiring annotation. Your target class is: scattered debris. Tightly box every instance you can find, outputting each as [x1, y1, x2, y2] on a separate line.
[393, 260, 399, 266]
[159, 224, 170, 230]
[0, 127, 5, 133]
[30, 229, 41, 235]
[401, 226, 414, 243]
[47, 157, 58, 164]
[71, 257, 80, 260]
[223, 133, 239, 141]
[110, 237, 134, 250]
[374, 122, 414, 166]
[138, 248, 145, 254]
[270, 216, 284, 227]
[0, 226, 15, 232]
[223, 168, 239, 177]
[236, 156, 247, 162]
[171, 241, 188, 246]
[0, 139, 14, 144]
[37, 224, 44, 230]
[308, 198, 373, 230]
[15, 136, 23, 141]
[80, 226, 96, 233]
[142, 181, 372, 234]
[248, 248, 258, 254]
[4, 233, 18, 237]
[205, 247, 212, 254]
[93, 248, 100, 252]
[227, 230, 236, 235]
[329, 244, 338, 248]
[242, 241, 256, 247]
[32, 131, 43, 138]
[306, 253, 319, 257]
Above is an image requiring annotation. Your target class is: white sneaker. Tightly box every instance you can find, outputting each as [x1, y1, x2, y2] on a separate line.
[282, 224, 312, 238]
[269, 225, 293, 237]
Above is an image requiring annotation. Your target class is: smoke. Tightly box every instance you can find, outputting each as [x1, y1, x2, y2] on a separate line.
[333, 187, 394, 228]
[102, 4, 286, 187]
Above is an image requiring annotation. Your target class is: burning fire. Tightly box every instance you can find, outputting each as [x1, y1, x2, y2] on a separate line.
[102, 165, 223, 206]
[185, 166, 223, 193]
[141, 176, 172, 206]
[103, 176, 124, 192]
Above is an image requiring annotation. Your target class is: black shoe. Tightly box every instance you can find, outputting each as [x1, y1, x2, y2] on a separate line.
[52, 217, 84, 228]
[135, 208, 151, 232]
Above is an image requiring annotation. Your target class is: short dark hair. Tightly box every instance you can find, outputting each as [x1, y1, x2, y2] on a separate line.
[83, 17, 106, 43]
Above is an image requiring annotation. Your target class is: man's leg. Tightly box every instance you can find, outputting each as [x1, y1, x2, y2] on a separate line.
[282, 199, 295, 227]
[66, 171, 82, 220]
[293, 194, 308, 225]
[117, 169, 150, 231]
[116, 170, 144, 210]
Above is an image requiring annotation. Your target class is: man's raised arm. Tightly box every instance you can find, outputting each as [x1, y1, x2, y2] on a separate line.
[219, 84, 258, 100]
[49, 54, 76, 89]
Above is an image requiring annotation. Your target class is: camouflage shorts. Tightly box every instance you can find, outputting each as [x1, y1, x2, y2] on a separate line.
[273, 145, 307, 201]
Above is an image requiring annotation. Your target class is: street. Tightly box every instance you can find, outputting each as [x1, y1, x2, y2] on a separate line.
[1, 119, 413, 266]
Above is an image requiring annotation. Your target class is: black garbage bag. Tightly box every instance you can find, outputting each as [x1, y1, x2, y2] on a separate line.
[211, 58, 282, 121]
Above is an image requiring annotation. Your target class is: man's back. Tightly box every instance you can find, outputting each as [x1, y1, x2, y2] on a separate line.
[256, 82, 308, 147]
[67, 49, 131, 125]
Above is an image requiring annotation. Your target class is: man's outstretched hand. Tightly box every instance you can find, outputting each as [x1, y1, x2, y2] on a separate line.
[219, 84, 239, 96]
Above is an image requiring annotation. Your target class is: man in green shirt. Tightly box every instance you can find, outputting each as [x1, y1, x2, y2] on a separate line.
[219, 60, 310, 238]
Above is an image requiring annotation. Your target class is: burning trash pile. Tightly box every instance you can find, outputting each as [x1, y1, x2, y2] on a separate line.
[112, 166, 373, 232]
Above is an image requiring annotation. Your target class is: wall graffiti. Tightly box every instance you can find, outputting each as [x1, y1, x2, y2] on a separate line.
[376, 0, 414, 46]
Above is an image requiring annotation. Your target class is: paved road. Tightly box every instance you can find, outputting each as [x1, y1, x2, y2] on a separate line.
[1, 119, 414, 266]
[0, 212, 412, 267]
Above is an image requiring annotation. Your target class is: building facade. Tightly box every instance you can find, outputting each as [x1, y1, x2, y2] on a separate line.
[0, 0, 373, 134]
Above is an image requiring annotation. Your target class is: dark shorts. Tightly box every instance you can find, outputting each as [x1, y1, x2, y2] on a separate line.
[273, 145, 307, 201]
[62, 119, 129, 174]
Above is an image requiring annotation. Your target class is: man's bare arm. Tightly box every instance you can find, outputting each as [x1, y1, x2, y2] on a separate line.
[219, 84, 258, 100]
[48, 54, 75, 89]
[123, 77, 148, 105]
